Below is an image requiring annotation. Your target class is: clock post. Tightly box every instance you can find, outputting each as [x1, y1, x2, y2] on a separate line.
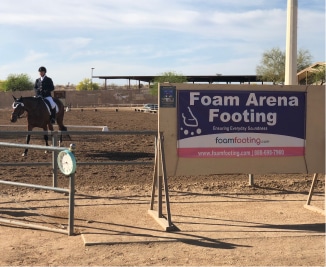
[57, 143, 77, 235]
[68, 143, 76, 236]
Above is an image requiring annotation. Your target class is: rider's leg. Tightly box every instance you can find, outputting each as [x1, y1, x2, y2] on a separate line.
[50, 108, 56, 124]
[45, 96, 56, 124]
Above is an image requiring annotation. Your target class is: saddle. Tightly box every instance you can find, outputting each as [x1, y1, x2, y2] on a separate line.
[42, 98, 52, 115]
[42, 97, 58, 124]
[41, 97, 57, 113]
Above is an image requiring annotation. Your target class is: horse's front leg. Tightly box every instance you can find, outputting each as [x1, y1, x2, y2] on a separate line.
[22, 134, 31, 157]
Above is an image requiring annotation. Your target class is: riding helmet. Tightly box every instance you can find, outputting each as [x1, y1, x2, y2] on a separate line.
[38, 66, 47, 72]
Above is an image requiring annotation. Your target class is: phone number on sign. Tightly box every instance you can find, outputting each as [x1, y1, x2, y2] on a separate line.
[253, 149, 285, 156]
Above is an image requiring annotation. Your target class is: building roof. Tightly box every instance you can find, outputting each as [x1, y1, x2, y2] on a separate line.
[297, 62, 326, 84]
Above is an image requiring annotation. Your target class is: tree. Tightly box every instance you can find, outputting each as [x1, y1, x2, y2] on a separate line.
[313, 64, 325, 85]
[2, 74, 34, 92]
[76, 78, 99, 91]
[297, 49, 312, 71]
[0, 80, 6, 92]
[151, 71, 187, 95]
[256, 47, 312, 84]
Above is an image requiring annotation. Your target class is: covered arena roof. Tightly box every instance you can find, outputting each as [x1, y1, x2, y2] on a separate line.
[93, 75, 263, 85]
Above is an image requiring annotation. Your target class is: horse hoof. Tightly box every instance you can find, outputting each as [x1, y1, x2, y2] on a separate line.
[22, 153, 27, 157]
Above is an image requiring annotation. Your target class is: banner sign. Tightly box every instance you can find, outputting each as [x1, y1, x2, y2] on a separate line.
[177, 90, 306, 158]
[160, 86, 176, 108]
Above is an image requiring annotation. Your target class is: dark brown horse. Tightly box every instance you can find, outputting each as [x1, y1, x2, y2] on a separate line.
[10, 96, 69, 156]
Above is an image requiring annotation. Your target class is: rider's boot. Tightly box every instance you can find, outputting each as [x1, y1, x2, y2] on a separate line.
[50, 108, 56, 124]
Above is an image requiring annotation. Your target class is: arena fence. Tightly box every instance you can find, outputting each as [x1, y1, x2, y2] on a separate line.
[0, 124, 109, 132]
[0, 129, 175, 232]
[0, 141, 76, 235]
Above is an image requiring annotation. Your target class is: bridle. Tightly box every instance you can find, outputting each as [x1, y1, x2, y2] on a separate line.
[11, 100, 25, 121]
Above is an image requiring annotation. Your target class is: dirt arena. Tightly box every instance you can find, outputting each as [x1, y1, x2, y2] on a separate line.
[0, 107, 325, 266]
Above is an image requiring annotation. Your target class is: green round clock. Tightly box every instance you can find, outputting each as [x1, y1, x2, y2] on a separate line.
[57, 149, 76, 175]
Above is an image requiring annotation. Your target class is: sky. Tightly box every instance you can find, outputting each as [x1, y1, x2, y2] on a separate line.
[0, 0, 325, 86]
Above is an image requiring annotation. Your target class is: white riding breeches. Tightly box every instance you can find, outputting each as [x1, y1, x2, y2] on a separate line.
[45, 96, 56, 109]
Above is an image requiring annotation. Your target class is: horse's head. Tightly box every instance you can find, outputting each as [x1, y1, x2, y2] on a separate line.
[11, 96, 25, 122]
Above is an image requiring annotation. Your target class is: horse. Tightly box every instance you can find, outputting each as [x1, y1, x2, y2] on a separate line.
[10, 96, 69, 156]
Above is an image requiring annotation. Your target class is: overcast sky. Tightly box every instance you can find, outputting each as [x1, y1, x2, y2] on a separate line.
[0, 0, 325, 86]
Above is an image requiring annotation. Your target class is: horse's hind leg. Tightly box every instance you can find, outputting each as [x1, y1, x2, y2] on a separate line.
[22, 134, 31, 157]
[43, 125, 53, 153]
[55, 102, 71, 145]
[59, 133, 62, 147]
[44, 134, 49, 146]
[58, 125, 71, 147]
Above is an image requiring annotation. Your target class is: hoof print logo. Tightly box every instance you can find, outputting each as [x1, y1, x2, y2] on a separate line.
[181, 106, 202, 136]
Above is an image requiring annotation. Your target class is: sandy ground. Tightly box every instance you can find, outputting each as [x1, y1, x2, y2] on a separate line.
[0, 108, 325, 266]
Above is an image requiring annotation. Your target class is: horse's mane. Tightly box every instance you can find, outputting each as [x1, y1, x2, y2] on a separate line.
[20, 96, 47, 105]
[22, 96, 42, 101]
[21, 96, 58, 102]
[15, 96, 47, 113]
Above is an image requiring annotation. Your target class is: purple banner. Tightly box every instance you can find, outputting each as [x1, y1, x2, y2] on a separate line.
[177, 90, 306, 158]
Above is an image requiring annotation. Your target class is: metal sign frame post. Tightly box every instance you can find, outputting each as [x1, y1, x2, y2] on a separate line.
[304, 173, 325, 216]
[148, 132, 176, 231]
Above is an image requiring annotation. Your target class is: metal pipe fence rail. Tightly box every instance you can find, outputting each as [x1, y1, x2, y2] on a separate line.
[0, 124, 109, 131]
[0, 141, 76, 235]
[0, 129, 173, 231]
[0, 130, 157, 135]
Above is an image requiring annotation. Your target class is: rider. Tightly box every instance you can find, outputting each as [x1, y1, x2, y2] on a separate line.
[34, 66, 56, 124]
